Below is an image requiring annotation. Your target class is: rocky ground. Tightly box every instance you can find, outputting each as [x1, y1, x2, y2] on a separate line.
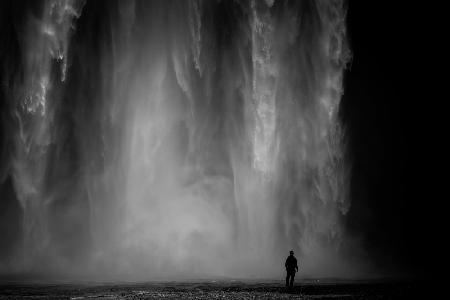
[0, 280, 429, 299]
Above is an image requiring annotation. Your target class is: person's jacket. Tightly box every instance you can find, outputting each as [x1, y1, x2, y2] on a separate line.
[285, 255, 298, 273]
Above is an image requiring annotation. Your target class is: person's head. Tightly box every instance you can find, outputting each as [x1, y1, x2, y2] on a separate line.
[289, 250, 294, 256]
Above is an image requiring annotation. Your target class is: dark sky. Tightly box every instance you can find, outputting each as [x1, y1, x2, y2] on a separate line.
[342, 1, 437, 278]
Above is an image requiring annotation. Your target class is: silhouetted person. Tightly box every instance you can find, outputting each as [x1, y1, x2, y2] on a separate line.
[285, 250, 298, 287]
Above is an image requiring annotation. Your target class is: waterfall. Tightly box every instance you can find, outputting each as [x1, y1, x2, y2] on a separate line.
[0, 0, 352, 279]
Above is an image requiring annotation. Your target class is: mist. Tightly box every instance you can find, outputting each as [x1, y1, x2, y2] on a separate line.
[0, 0, 358, 280]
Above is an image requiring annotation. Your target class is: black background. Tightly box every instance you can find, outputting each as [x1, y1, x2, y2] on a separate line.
[342, 1, 439, 278]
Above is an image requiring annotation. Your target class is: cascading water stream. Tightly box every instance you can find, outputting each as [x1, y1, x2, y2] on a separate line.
[0, 0, 352, 279]
[5, 0, 86, 271]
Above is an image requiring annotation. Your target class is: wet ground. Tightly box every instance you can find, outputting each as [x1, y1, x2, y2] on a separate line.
[0, 280, 428, 299]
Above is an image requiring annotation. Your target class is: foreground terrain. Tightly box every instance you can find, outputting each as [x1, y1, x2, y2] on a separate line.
[0, 280, 428, 299]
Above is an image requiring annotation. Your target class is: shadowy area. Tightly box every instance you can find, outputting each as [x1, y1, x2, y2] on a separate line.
[341, 0, 437, 278]
[0, 280, 430, 299]
[0, 176, 23, 261]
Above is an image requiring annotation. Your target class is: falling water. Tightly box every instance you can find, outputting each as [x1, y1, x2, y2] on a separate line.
[0, 0, 352, 279]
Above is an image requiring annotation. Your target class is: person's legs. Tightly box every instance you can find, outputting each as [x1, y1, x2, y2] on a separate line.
[285, 273, 290, 287]
[289, 273, 295, 287]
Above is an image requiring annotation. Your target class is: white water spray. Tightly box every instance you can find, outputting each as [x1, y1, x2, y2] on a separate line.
[1, 0, 353, 279]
